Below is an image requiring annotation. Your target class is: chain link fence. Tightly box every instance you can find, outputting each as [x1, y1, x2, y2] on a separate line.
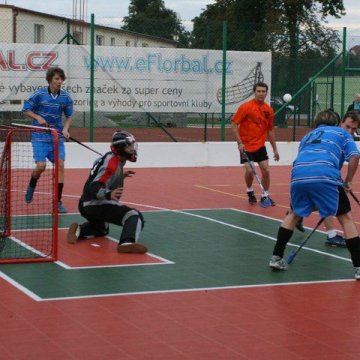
[0, 15, 359, 142]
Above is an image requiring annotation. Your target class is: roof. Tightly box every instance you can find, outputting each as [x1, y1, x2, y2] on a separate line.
[0, 4, 177, 45]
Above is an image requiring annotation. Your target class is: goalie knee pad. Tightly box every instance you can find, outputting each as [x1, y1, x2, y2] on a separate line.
[120, 210, 144, 242]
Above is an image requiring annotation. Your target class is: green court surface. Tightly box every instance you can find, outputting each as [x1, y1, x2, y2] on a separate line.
[0, 209, 353, 300]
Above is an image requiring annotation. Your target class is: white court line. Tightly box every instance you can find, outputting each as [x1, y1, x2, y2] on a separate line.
[40, 278, 354, 302]
[0, 271, 42, 301]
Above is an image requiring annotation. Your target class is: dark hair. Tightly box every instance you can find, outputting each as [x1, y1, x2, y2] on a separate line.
[46, 67, 66, 83]
[342, 110, 360, 124]
[253, 82, 268, 92]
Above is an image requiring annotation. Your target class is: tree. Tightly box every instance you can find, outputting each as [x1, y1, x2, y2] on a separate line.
[191, 0, 269, 50]
[192, 0, 345, 56]
[122, 0, 190, 47]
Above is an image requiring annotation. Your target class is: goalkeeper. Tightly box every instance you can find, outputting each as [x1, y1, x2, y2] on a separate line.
[67, 131, 147, 254]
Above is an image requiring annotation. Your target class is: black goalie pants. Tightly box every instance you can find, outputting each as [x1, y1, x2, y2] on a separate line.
[78, 202, 144, 243]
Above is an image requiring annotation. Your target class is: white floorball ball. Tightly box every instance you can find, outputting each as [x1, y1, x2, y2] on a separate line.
[283, 93, 292, 102]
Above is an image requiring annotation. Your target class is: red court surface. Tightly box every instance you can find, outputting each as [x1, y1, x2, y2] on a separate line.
[58, 230, 166, 268]
[1, 165, 360, 359]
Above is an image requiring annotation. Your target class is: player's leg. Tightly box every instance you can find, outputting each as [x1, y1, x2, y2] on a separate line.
[324, 216, 346, 247]
[69, 203, 147, 253]
[97, 204, 146, 253]
[335, 187, 360, 279]
[48, 140, 67, 213]
[25, 141, 48, 203]
[67, 220, 109, 244]
[117, 209, 146, 253]
[241, 153, 256, 204]
[255, 147, 275, 206]
[269, 182, 312, 270]
[288, 205, 305, 232]
[270, 209, 303, 270]
[57, 159, 67, 213]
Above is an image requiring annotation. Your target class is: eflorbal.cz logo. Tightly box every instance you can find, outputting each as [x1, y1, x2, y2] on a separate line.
[84, 53, 233, 75]
[0, 51, 58, 71]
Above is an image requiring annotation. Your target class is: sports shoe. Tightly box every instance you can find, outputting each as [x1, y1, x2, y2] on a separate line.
[295, 217, 305, 232]
[247, 191, 257, 205]
[25, 186, 35, 203]
[117, 242, 148, 254]
[269, 255, 288, 270]
[355, 267, 360, 280]
[58, 201, 67, 213]
[67, 222, 80, 244]
[260, 196, 275, 207]
[325, 234, 346, 248]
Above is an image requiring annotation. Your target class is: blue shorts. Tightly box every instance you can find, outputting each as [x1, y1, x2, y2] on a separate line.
[32, 139, 65, 163]
[291, 181, 339, 218]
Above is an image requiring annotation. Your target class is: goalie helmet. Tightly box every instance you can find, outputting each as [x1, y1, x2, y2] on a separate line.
[314, 109, 340, 128]
[111, 130, 138, 162]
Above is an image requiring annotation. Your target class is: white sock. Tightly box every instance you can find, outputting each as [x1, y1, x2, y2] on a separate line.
[247, 188, 254, 193]
[327, 230, 337, 239]
[263, 191, 269, 197]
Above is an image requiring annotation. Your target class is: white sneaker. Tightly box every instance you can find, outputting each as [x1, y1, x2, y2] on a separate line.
[269, 255, 288, 270]
[355, 267, 360, 280]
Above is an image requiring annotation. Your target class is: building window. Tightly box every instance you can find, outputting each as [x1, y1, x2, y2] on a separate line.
[110, 37, 115, 46]
[73, 31, 83, 44]
[96, 35, 104, 46]
[125, 40, 130, 47]
[34, 24, 44, 43]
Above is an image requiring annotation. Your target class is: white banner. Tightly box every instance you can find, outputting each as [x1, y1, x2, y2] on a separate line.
[0, 43, 271, 113]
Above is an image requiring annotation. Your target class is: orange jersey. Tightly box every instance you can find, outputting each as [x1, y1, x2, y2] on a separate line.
[232, 99, 274, 152]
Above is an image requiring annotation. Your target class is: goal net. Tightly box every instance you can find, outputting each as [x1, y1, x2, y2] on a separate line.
[0, 126, 58, 263]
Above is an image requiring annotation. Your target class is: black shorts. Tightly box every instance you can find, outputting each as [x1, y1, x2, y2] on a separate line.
[240, 146, 269, 164]
[336, 186, 351, 216]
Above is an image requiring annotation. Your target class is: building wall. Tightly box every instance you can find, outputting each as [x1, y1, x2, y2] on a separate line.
[0, 8, 14, 42]
[15, 11, 68, 44]
[0, 6, 176, 48]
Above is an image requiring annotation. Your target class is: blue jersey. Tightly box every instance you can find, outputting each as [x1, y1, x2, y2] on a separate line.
[23, 87, 73, 141]
[291, 125, 360, 186]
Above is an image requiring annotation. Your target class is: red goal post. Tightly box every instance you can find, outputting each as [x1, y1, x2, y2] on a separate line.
[0, 125, 59, 263]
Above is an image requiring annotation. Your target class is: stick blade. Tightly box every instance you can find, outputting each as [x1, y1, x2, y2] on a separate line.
[287, 251, 296, 264]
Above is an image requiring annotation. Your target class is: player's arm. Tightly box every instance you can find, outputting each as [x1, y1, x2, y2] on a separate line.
[23, 110, 48, 127]
[22, 92, 48, 126]
[267, 108, 279, 161]
[62, 117, 72, 139]
[231, 106, 245, 153]
[344, 155, 360, 191]
[62, 96, 73, 139]
[267, 129, 279, 161]
[124, 170, 135, 178]
[87, 181, 123, 201]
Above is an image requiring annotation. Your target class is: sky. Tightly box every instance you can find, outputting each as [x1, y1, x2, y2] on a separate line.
[1, 0, 360, 38]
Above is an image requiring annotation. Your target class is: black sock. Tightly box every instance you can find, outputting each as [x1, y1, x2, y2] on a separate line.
[58, 183, 64, 202]
[345, 237, 360, 267]
[29, 176, 38, 188]
[273, 227, 294, 258]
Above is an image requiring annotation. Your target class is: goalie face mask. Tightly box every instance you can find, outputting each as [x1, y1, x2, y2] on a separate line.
[111, 131, 138, 162]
